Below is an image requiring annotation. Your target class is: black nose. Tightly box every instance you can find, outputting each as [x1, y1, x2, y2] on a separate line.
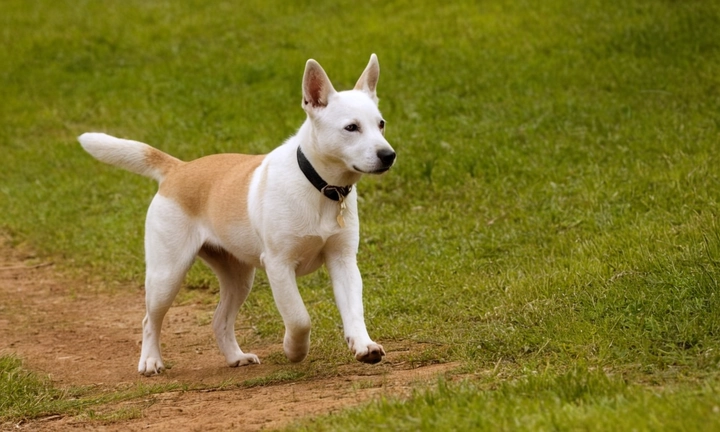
[377, 148, 396, 167]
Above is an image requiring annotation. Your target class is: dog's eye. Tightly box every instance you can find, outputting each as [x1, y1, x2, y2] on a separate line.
[379, 120, 385, 129]
[344, 124, 359, 132]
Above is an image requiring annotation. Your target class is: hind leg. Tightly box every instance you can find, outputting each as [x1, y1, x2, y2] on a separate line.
[138, 195, 202, 376]
[199, 246, 260, 366]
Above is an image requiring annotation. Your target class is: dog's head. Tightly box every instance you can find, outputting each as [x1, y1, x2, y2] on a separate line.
[301, 54, 396, 178]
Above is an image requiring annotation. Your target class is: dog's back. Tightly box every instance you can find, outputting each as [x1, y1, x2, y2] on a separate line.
[159, 153, 265, 223]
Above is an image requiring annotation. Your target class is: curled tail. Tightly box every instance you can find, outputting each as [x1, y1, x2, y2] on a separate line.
[78, 133, 182, 182]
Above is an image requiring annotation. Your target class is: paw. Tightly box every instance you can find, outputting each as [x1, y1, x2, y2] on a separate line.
[284, 331, 310, 363]
[354, 343, 385, 364]
[228, 353, 261, 367]
[284, 343, 309, 363]
[138, 357, 164, 376]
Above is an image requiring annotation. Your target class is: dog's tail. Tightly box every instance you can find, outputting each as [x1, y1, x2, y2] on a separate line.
[78, 133, 182, 183]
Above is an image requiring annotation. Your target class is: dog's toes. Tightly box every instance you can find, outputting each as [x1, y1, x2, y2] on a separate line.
[138, 357, 165, 376]
[356, 343, 385, 364]
[228, 353, 261, 367]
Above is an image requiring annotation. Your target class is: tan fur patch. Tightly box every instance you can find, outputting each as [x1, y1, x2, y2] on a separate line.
[144, 147, 183, 179]
[158, 154, 266, 223]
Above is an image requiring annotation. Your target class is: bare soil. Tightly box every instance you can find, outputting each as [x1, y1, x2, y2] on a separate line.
[0, 243, 455, 431]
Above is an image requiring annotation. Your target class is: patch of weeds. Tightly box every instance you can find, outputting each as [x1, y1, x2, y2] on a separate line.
[81, 406, 145, 423]
[396, 343, 451, 368]
[350, 379, 383, 391]
[0, 355, 186, 423]
[0, 355, 75, 421]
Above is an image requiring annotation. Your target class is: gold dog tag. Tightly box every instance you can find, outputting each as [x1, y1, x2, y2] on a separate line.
[337, 197, 347, 228]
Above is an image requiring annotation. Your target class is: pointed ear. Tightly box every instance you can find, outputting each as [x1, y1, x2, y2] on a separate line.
[302, 59, 336, 111]
[354, 53, 380, 104]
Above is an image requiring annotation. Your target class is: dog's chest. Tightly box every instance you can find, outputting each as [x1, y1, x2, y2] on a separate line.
[283, 207, 349, 274]
[293, 235, 327, 276]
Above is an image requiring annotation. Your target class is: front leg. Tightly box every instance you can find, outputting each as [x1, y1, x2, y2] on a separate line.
[325, 249, 385, 364]
[265, 257, 312, 362]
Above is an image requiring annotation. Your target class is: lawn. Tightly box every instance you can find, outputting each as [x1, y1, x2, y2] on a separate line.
[2, 0, 720, 429]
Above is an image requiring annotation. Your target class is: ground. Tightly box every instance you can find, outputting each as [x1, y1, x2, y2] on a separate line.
[0, 242, 454, 431]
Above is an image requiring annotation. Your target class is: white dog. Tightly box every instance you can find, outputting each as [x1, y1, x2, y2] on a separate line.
[79, 54, 395, 376]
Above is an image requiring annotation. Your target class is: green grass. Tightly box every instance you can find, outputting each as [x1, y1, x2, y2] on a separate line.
[289, 366, 720, 431]
[2, 0, 720, 428]
[0, 355, 73, 420]
[0, 355, 186, 423]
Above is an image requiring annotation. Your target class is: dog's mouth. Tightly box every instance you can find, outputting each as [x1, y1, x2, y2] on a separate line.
[353, 165, 392, 175]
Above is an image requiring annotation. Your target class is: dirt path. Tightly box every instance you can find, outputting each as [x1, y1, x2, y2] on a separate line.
[0, 243, 455, 431]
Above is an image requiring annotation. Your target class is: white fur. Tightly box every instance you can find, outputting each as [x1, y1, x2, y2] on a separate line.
[79, 54, 395, 375]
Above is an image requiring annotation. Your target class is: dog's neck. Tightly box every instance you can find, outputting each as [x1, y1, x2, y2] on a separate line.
[296, 146, 353, 201]
[296, 124, 362, 189]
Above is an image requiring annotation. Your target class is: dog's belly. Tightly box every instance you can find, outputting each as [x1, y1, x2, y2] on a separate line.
[201, 221, 262, 268]
[214, 227, 325, 276]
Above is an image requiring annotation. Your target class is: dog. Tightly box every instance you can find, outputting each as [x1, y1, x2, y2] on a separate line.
[78, 54, 395, 376]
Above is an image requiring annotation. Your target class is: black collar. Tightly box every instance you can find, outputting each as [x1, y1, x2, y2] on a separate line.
[296, 146, 352, 201]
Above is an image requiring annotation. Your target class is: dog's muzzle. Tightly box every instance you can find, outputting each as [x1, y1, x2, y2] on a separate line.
[377, 148, 396, 170]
